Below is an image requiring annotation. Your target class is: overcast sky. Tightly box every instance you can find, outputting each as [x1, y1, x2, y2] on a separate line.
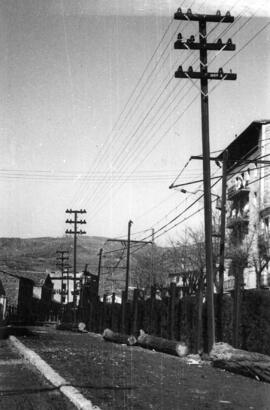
[0, 0, 270, 244]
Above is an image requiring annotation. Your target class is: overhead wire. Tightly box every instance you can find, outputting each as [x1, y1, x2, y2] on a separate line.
[70, 4, 265, 256]
[92, 13, 267, 247]
[84, 9, 247, 216]
[103, 157, 270, 257]
[92, 10, 268, 261]
[73, 2, 207, 208]
[70, 11, 183, 206]
[128, 135, 270, 253]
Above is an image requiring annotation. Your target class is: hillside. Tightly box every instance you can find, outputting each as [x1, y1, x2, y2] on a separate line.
[0, 236, 107, 274]
[0, 236, 171, 296]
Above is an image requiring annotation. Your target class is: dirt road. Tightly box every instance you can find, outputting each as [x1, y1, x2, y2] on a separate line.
[17, 326, 270, 410]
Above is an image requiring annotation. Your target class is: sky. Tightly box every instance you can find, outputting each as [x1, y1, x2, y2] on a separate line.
[0, 0, 270, 245]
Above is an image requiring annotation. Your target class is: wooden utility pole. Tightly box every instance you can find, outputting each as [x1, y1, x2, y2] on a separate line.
[125, 220, 133, 299]
[151, 228, 155, 286]
[216, 150, 228, 341]
[56, 250, 70, 306]
[107, 221, 152, 301]
[65, 209, 86, 320]
[107, 221, 152, 333]
[97, 248, 103, 295]
[174, 8, 236, 352]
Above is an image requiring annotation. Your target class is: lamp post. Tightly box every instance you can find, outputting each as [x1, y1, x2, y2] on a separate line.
[180, 188, 219, 198]
[180, 188, 221, 208]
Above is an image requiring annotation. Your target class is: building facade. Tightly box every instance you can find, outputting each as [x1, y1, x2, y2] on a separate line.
[219, 120, 270, 290]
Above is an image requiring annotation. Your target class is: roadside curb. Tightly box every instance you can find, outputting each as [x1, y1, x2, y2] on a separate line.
[9, 335, 102, 410]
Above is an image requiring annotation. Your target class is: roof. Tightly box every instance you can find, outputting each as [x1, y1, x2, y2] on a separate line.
[218, 120, 270, 171]
[14, 271, 50, 287]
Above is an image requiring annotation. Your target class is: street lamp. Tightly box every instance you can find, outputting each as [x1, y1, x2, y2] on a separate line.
[180, 189, 221, 209]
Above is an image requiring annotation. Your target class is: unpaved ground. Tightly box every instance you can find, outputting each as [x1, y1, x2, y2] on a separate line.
[18, 327, 270, 410]
[0, 338, 75, 410]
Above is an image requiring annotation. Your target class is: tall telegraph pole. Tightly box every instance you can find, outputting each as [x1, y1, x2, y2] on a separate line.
[97, 248, 103, 295]
[174, 8, 236, 352]
[56, 250, 70, 306]
[107, 220, 152, 301]
[65, 209, 86, 316]
[125, 220, 133, 298]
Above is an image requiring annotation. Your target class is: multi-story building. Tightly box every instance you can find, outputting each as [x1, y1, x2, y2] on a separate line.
[218, 120, 270, 291]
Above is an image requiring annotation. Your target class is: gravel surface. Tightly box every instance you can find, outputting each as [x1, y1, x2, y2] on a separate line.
[19, 327, 270, 410]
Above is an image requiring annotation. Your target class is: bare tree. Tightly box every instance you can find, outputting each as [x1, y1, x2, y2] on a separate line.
[133, 246, 168, 291]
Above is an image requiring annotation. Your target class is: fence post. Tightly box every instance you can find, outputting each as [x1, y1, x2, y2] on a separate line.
[150, 286, 156, 334]
[196, 278, 204, 353]
[132, 289, 139, 336]
[233, 268, 242, 348]
[88, 301, 93, 331]
[111, 293, 116, 331]
[169, 283, 176, 340]
[99, 294, 106, 333]
[121, 291, 126, 333]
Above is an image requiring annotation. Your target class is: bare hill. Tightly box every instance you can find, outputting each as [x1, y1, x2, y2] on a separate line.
[0, 236, 107, 274]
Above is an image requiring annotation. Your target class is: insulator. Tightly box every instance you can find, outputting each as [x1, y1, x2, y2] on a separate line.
[177, 33, 182, 41]
[227, 38, 232, 45]
[177, 65, 183, 72]
[226, 11, 231, 17]
[189, 35, 195, 42]
[188, 66, 193, 73]
[217, 38, 222, 45]
[187, 8, 192, 15]
[177, 7, 182, 13]
[216, 10, 221, 16]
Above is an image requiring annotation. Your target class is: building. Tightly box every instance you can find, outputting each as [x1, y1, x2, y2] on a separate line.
[50, 270, 85, 305]
[0, 271, 34, 321]
[218, 120, 270, 290]
[0, 270, 58, 322]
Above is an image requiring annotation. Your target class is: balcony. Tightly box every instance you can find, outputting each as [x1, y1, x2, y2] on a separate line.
[227, 212, 249, 229]
[227, 185, 250, 200]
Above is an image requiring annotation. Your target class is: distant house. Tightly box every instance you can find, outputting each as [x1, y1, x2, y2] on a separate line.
[50, 270, 71, 304]
[0, 270, 55, 322]
[13, 271, 54, 302]
[0, 271, 34, 321]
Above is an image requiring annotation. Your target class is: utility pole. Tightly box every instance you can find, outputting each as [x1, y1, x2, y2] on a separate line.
[108, 221, 152, 333]
[125, 220, 133, 299]
[216, 150, 228, 341]
[97, 248, 103, 295]
[151, 228, 155, 286]
[65, 209, 86, 320]
[107, 221, 152, 301]
[56, 250, 70, 306]
[174, 8, 236, 352]
[65, 264, 71, 304]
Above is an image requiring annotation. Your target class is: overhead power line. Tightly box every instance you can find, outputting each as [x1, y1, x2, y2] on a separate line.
[81, 13, 253, 216]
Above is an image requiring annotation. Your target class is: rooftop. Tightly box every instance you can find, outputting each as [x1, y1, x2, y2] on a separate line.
[218, 120, 270, 171]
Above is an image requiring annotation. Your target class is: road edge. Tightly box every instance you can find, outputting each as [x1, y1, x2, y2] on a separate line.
[9, 335, 101, 410]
